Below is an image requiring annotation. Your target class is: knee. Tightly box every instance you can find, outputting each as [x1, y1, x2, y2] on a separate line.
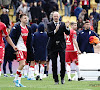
[21, 63, 25, 67]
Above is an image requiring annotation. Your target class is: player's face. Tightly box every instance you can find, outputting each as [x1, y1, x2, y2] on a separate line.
[73, 24, 77, 30]
[85, 23, 90, 30]
[53, 13, 60, 22]
[21, 16, 28, 24]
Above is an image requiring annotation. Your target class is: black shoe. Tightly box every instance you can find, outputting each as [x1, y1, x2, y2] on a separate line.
[55, 82, 59, 85]
[78, 77, 85, 81]
[61, 79, 65, 84]
[40, 79, 42, 80]
[36, 75, 40, 80]
[68, 79, 72, 81]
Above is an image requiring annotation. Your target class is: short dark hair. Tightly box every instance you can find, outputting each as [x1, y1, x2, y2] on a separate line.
[19, 14, 27, 19]
[70, 22, 77, 26]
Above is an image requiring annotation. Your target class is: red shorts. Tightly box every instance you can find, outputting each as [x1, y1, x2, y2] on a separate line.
[65, 51, 78, 63]
[16, 50, 27, 61]
[0, 46, 5, 64]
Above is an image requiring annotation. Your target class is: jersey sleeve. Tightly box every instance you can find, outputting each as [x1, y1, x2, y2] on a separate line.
[2, 23, 8, 37]
[72, 31, 77, 39]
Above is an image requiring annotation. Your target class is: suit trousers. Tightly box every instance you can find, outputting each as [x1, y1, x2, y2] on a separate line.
[51, 50, 66, 82]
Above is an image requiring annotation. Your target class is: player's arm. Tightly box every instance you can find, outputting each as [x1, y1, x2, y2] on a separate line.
[73, 38, 81, 54]
[5, 35, 17, 51]
[2, 23, 17, 51]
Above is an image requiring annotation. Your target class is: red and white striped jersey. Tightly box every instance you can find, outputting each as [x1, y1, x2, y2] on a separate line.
[0, 22, 8, 46]
[66, 29, 77, 52]
[16, 25, 29, 51]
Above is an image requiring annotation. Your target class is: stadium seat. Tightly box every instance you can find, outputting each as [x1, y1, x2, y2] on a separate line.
[62, 16, 70, 23]
[59, 9, 64, 16]
[9, 9, 14, 16]
[9, 16, 13, 21]
[90, 0, 97, 9]
[97, 21, 100, 35]
[12, 16, 16, 23]
[70, 16, 77, 23]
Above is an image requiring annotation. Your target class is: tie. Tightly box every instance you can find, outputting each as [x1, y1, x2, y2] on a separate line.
[55, 23, 58, 26]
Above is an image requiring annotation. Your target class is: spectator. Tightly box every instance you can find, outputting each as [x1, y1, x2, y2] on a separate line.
[90, 7, 100, 21]
[77, 20, 99, 53]
[95, 0, 100, 10]
[89, 15, 98, 32]
[77, 17, 84, 32]
[25, 0, 34, 7]
[44, 0, 58, 19]
[74, 3, 83, 20]
[0, 8, 10, 28]
[71, 1, 78, 16]
[16, 2, 28, 15]
[42, 12, 49, 31]
[10, 0, 18, 16]
[81, 0, 90, 17]
[62, 0, 73, 16]
[30, 2, 43, 24]
[78, 9, 86, 21]
[16, 10, 23, 22]
[0, 0, 11, 9]
[16, 0, 23, 9]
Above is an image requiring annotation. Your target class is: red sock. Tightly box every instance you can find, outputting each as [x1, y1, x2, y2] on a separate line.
[0, 68, 1, 71]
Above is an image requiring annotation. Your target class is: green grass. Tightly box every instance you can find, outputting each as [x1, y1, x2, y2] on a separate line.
[0, 74, 100, 90]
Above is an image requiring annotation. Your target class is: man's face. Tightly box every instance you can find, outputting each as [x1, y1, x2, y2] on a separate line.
[90, 15, 93, 19]
[53, 13, 60, 22]
[72, 23, 77, 30]
[84, 23, 90, 29]
[93, 8, 96, 12]
[20, 16, 28, 24]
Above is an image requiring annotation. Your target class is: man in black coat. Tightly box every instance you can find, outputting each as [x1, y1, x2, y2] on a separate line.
[47, 11, 70, 84]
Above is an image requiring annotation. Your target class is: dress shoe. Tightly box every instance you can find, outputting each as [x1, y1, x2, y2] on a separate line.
[78, 77, 85, 81]
[61, 79, 65, 84]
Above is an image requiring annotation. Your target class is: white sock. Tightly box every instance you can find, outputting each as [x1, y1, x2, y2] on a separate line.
[35, 63, 39, 76]
[0, 71, 1, 76]
[28, 66, 34, 78]
[66, 63, 71, 80]
[24, 65, 29, 76]
[40, 64, 44, 79]
[0, 68, 1, 76]
[15, 69, 22, 83]
[75, 65, 81, 78]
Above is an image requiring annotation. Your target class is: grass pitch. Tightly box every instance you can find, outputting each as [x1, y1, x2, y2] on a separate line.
[0, 74, 100, 90]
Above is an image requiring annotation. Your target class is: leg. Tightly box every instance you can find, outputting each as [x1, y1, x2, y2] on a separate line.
[40, 61, 46, 80]
[65, 6, 67, 16]
[66, 62, 72, 81]
[27, 61, 36, 80]
[59, 50, 66, 80]
[23, 61, 29, 78]
[0, 47, 5, 76]
[51, 52, 58, 82]
[3, 59, 7, 74]
[8, 60, 13, 74]
[68, 6, 71, 17]
[14, 51, 26, 87]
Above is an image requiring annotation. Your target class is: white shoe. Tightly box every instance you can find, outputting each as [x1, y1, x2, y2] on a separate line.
[4, 74, 8, 77]
[10, 74, 15, 77]
[0, 71, 1, 76]
[42, 74, 47, 78]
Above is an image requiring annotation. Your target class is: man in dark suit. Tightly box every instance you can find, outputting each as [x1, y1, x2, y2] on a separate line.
[47, 11, 70, 84]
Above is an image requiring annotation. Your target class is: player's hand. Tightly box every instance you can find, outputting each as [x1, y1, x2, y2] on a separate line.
[65, 21, 70, 28]
[78, 50, 81, 54]
[13, 46, 18, 51]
